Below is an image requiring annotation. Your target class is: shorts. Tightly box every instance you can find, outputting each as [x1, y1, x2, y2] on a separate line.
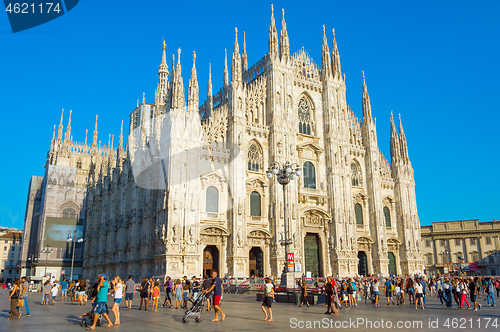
[140, 293, 148, 299]
[416, 293, 423, 298]
[52, 295, 56, 300]
[152, 296, 159, 300]
[262, 296, 272, 308]
[95, 302, 107, 314]
[114, 298, 122, 305]
[61, 289, 68, 295]
[470, 295, 476, 303]
[374, 291, 379, 296]
[213, 295, 221, 306]
[125, 293, 134, 301]
[193, 292, 199, 300]
[386, 291, 393, 297]
[78, 291, 86, 296]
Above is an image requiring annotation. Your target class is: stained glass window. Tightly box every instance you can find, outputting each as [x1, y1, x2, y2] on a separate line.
[247, 144, 262, 172]
[298, 97, 312, 135]
[303, 162, 316, 189]
[355, 203, 363, 225]
[384, 207, 391, 227]
[206, 186, 219, 213]
[250, 191, 261, 217]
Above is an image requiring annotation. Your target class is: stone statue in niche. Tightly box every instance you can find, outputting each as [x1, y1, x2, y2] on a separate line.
[189, 226, 194, 243]
[172, 225, 177, 243]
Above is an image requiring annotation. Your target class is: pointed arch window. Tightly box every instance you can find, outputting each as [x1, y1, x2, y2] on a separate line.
[247, 143, 262, 172]
[298, 97, 312, 135]
[206, 186, 219, 213]
[384, 207, 391, 227]
[351, 162, 362, 187]
[76, 159, 82, 169]
[250, 191, 261, 217]
[63, 207, 77, 219]
[303, 161, 316, 189]
[355, 203, 363, 225]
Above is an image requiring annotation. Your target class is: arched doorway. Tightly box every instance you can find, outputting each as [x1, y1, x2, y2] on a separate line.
[203, 245, 219, 277]
[358, 251, 368, 276]
[388, 252, 397, 276]
[249, 247, 264, 277]
[304, 233, 322, 277]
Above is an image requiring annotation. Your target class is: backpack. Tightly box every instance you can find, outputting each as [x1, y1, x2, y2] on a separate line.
[389, 282, 395, 292]
[347, 283, 353, 292]
[351, 282, 357, 291]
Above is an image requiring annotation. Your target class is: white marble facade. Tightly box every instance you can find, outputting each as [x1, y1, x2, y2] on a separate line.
[66, 6, 424, 279]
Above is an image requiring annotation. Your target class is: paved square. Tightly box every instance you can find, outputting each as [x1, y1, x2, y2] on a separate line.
[1, 289, 499, 331]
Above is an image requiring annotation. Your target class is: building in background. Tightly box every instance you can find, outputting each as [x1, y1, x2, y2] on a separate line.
[0, 230, 23, 283]
[421, 219, 500, 276]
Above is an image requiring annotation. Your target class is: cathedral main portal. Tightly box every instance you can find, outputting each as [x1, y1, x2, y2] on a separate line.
[304, 233, 321, 277]
[203, 245, 219, 277]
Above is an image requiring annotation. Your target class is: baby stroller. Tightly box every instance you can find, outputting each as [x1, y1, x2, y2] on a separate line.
[80, 303, 108, 328]
[182, 292, 208, 323]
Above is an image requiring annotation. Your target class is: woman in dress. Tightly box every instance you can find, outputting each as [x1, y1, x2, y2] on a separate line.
[174, 279, 183, 309]
[152, 281, 160, 311]
[299, 280, 310, 307]
[110, 276, 123, 325]
[138, 278, 149, 310]
[8, 278, 21, 320]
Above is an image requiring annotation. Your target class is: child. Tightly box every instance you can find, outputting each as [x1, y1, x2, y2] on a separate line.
[395, 284, 401, 305]
[152, 282, 160, 312]
[51, 282, 59, 304]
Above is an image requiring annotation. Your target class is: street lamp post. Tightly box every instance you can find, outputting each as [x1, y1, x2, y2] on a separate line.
[26, 254, 38, 277]
[266, 160, 301, 290]
[67, 230, 84, 281]
[440, 249, 453, 276]
[41, 246, 53, 278]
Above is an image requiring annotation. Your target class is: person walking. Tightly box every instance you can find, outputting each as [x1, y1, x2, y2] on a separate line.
[324, 277, 333, 314]
[372, 278, 380, 307]
[18, 276, 30, 316]
[42, 281, 51, 305]
[124, 275, 135, 311]
[50, 281, 59, 305]
[299, 280, 310, 307]
[443, 278, 452, 307]
[470, 277, 481, 311]
[162, 276, 173, 308]
[174, 279, 183, 309]
[8, 278, 21, 320]
[486, 277, 496, 306]
[494, 278, 500, 298]
[414, 278, 425, 309]
[385, 278, 394, 306]
[77, 279, 86, 305]
[191, 276, 200, 301]
[86, 274, 113, 330]
[202, 275, 212, 311]
[261, 277, 274, 322]
[146, 277, 154, 309]
[406, 278, 414, 305]
[203, 270, 226, 322]
[110, 276, 123, 325]
[60, 278, 69, 302]
[138, 278, 149, 310]
[458, 278, 471, 310]
[151, 281, 160, 312]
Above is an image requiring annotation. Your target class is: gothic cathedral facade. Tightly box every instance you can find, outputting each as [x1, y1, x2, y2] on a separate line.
[43, 6, 424, 279]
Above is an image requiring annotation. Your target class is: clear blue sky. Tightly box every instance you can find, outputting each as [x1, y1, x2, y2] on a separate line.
[1, 0, 499, 229]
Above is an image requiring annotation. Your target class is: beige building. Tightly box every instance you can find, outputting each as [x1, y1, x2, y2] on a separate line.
[421, 219, 500, 276]
[0, 231, 23, 283]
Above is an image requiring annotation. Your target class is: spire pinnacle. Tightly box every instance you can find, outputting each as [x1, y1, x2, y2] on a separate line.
[208, 63, 212, 97]
[322, 25, 332, 81]
[280, 8, 289, 62]
[171, 49, 185, 109]
[362, 71, 373, 122]
[242, 31, 248, 72]
[142, 92, 145, 104]
[232, 28, 242, 82]
[399, 113, 409, 162]
[85, 129, 88, 145]
[64, 109, 72, 142]
[117, 120, 124, 168]
[223, 48, 229, 86]
[188, 51, 199, 111]
[332, 29, 342, 80]
[92, 115, 98, 147]
[269, 4, 279, 60]
[390, 111, 401, 164]
[57, 108, 64, 141]
[52, 125, 56, 142]
[156, 39, 169, 106]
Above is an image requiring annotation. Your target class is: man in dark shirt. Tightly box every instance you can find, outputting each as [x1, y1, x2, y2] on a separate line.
[324, 277, 333, 314]
[202, 275, 212, 311]
[469, 277, 481, 311]
[204, 270, 226, 322]
[191, 276, 200, 301]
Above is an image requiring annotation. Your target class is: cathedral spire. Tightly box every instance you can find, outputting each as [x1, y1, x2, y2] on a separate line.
[390, 111, 401, 165]
[269, 4, 279, 61]
[57, 108, 64, 141]
[84, 129, 88, 146]
[399, 113, 409, 163]
[332, 29, 342, 80]
[242, 31, 248, 72]
[188, 51, 199, 112]
[280, 8, 289, 62]
[64, 109, 72, 142]
[165, 54, 175, 110]
[206, 63, 213, 117]
[362, 71, 373, 122]
[232, 28, 242, 82]
[171, 48, 185, 109]
[223, 48, 229, 86]
[92, 115, 98, 147]
[322, 25, 332, 81]
[155, 39, 169, 106]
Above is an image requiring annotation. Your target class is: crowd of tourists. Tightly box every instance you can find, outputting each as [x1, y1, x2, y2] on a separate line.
[5, 272, 500, 326]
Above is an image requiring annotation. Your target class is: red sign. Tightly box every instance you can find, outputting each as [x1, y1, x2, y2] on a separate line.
[287, 253, 294, 261]
[470, 263, 478, 271]
[61, 270, 65, 275]
[287, 264, 294, 272]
